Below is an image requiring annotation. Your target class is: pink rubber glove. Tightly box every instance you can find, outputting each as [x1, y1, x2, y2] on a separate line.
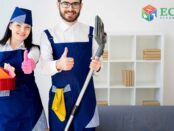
[22, 50, 36, 74]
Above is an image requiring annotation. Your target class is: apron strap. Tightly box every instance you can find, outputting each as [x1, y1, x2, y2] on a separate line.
[44, 29, 54, 45]
[88, 26, 93, 44]
[45, 27, 93, 45]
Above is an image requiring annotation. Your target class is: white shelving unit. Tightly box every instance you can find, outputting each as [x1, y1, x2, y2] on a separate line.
[94, 33, 164, 105]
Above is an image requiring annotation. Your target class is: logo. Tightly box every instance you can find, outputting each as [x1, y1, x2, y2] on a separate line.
[142, 5, 174, 21]
[142, 5, 157, 21]
[160, 8, 174, 19]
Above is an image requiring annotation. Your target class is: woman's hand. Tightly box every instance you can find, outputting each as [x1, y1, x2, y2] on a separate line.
[22, 50, 36, 74]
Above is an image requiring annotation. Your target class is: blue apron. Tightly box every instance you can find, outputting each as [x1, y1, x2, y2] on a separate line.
[45, 27, 96, 131]
[0, 49, 45, 131]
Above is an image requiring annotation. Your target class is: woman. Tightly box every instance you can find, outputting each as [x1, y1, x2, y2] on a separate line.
[0, 7, 48, 131]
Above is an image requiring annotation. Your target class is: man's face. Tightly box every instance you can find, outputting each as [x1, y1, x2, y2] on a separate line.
[58, 0, 82, 22]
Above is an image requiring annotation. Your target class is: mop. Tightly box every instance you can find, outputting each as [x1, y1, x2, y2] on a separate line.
[64, 15, 107, 131]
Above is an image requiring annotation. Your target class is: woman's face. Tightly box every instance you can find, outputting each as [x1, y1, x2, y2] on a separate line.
[9, 22, 31, 43]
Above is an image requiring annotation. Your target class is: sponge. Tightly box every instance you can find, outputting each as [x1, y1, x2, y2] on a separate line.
[0, 68, 10, 78]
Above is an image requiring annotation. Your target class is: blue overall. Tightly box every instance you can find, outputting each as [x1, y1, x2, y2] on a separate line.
[0, 49, 44, 131]
[45, 27, 96, 131]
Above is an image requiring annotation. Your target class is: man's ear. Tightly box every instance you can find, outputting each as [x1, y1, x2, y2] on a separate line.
[80, 3, 83, 10]
[56, 1, 60, 7]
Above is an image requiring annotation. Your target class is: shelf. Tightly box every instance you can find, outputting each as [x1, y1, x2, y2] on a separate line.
[136, 62, 161, 85]
[136, 60, 161, 63]
[110, 88, 134, 105]
[109, 35, 136, 60]
[109, 60, 135, 62]
[95, 84, 108, 89]
[136, 35, 162, 60]
[110, 85, 134, 89]
[95, 88, 108, 104]
[135, 88, 161, 105]
[110, 81, 134, 88]
[93, 62, 108, 86]
[94, 34, 163, 105]
[136, 82, 161, 88]
[110, 62, 134, 86]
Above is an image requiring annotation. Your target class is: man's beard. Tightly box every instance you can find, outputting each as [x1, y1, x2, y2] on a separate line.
[59, 7, 80, 22]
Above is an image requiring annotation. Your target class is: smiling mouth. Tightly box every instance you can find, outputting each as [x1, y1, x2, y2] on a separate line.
[65, 11, 76, 15]
[18, 34, 25, 37]
[16, 33, 26, 38]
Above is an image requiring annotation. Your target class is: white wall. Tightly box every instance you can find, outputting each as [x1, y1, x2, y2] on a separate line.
[1, 0, 174, 119]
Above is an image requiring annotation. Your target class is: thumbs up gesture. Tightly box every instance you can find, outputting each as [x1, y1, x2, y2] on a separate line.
[22, 50, 36, 74]
[56, 47, 74, 71]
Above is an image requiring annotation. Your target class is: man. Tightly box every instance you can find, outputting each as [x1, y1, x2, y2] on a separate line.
[40, 0, 101, 130]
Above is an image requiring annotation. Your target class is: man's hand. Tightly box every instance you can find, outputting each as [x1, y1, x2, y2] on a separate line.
[90, 57, 101, 72]
[56, 47, 74, 71]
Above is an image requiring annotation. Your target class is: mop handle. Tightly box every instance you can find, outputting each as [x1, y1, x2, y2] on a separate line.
[64, 68, 94, 131]
[65, 15, 106, 131]
[65, 45, 105, 131]
[65, 57, 100, 131]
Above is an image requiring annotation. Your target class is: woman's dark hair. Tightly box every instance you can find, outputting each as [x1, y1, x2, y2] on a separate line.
[0, 22, 39, 50]
[0, 23, 11, 46]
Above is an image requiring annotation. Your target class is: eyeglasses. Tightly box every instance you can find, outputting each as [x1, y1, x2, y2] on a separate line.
[60, 1, 81, 9]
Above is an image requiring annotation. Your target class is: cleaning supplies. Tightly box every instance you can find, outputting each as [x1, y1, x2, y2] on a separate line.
[0, 64, 16, 90]
[52, 88, 66, 122]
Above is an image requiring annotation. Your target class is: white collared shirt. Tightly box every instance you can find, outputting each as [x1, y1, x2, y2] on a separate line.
[0, 40, 40, 63]
[40, 20, 98, 75]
